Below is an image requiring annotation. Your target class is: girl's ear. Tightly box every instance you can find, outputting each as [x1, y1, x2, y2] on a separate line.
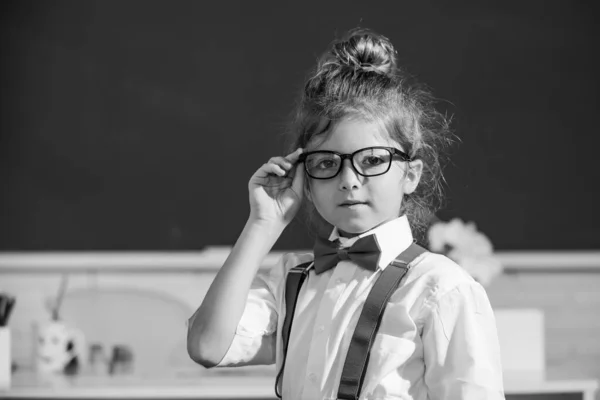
[402, 159, 423, 194]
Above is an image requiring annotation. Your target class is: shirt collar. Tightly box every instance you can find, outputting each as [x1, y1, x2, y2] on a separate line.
[327, 215, 414, 270]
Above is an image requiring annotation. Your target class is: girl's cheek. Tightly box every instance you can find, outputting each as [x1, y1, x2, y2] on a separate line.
[303, 180, 313, 202]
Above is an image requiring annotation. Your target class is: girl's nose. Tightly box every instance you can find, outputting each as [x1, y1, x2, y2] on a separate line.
[338, 159, 361, 190]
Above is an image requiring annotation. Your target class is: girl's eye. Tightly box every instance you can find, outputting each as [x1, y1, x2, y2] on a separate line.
[362, 156, 385, 166]
[317, 159, 337, 169]
[308, 155, 339, 170]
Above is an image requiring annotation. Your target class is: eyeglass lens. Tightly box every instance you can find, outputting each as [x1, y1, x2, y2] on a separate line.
[304, 148, 393, 179]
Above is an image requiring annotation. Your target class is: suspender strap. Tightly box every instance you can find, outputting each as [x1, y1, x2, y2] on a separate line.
[337, 243, 427, 400]
[273, 243, 426, 399]
[390, 242, 428, 269]
[274, 261, 312, 399]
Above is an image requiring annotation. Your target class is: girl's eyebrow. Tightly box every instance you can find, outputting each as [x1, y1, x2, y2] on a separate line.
[308, 146, 381, 154]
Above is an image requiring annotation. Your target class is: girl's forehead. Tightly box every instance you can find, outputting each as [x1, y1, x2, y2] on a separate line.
[306, 117, 398, 152]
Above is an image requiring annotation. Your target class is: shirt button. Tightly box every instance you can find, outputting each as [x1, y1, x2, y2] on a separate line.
[308, 373, 318, 383]
[316, 325, 325, 333]
[335, 278, 344, 285]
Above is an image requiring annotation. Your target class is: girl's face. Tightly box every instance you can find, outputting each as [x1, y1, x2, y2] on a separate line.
[305, 117, 423, 237]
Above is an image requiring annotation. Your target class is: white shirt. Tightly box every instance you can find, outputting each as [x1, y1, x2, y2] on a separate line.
[217, 216, 505, 400]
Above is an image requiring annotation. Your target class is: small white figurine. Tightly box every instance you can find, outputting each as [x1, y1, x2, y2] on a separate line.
[36, 320, 86, 375]
[35, 274, 86, 375]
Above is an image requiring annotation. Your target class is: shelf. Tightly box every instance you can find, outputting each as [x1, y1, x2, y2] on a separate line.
[0, 247, 599, 273]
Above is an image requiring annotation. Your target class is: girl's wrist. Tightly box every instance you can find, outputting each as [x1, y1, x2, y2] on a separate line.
[246, 215, 287, 236]
[233, 217, 285, 260]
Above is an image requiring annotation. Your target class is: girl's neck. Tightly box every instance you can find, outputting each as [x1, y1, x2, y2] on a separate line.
[336, 216, 404, 239]
[337, 229, 361, 238]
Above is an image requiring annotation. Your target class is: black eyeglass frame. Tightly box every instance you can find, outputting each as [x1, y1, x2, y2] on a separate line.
[298, 146, 413, 180]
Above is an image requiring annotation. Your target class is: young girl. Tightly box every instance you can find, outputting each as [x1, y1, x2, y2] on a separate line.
[187, 28, 504, 400]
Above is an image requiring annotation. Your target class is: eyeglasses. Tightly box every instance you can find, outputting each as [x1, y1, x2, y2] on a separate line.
[298, 146, 412, 180]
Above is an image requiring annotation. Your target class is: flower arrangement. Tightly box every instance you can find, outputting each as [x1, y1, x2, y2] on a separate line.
[427, 218, 503, 286]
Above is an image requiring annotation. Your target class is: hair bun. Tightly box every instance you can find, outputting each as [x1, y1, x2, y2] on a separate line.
[329, 28, 397, 75]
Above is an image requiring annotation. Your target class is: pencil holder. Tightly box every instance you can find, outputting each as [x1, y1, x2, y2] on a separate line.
[0, 327, 10, 390]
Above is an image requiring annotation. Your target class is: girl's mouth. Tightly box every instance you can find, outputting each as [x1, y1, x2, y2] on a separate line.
[340, 201, 368, 208]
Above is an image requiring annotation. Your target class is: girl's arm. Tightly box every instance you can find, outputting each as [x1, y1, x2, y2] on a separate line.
[187, 148, 304, 368]
[186, 217, 284, 367]
[422, 282, 505, 399]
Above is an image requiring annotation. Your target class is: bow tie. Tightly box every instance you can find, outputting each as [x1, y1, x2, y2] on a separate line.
[313, 234, 382, 274]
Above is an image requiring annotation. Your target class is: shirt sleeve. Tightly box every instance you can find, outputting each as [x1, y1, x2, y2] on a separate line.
[216, 254, 288, 367]
[422, 281, 505, 400]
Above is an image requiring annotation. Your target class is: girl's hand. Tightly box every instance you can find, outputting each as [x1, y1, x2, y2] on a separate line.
[248, 148, 305, 227]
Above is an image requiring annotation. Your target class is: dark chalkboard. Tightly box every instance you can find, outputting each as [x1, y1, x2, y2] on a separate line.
[1, 1, 598, 251]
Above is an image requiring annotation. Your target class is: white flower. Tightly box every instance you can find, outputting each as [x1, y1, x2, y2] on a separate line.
[428, 218, 503, 286]
[447, 251, 503, 286]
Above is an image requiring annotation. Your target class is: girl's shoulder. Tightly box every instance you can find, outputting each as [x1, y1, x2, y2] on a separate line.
[405, 251, 477, 294]
[256, 251, 315, 298]
[284, 251, 315, 268]
[263, 251, 315, 281]
[280, 251, 315, 270]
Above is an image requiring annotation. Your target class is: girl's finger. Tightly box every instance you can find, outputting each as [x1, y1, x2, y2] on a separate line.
[262, 163, 287, 176]
[284, 148, 304, 163]
[268, 156, 293, 170]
